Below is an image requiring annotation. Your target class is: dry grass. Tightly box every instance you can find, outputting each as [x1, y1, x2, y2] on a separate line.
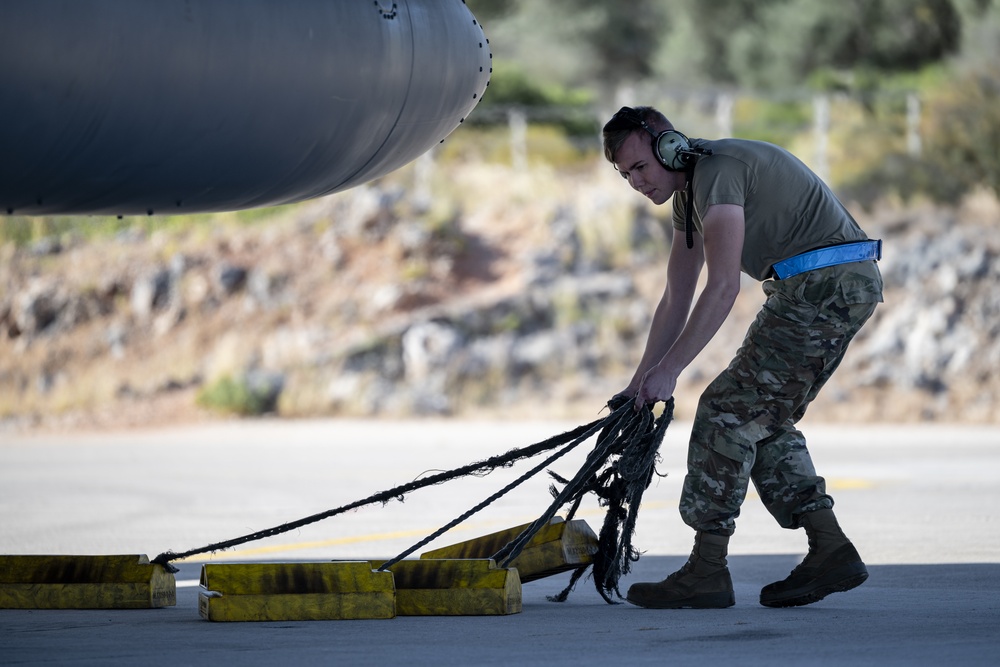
[3, 158, 998, 433]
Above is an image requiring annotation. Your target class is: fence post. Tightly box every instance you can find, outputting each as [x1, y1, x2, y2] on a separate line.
[508, 107, 528, 172]
[812, 94, 831, 183]
[906, 92, 922, 157]
[413, 149, 434, 213]
[715, 92, 734, 138]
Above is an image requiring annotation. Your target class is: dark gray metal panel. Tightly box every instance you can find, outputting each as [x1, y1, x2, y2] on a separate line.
[0, 0, 491, 215]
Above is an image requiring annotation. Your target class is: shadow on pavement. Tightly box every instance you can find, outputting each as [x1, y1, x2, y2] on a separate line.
[1, 556, 998, 666]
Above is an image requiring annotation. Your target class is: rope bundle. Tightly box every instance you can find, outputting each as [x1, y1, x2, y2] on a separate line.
[505, 397, 672, 603]
[152, 398, 672, 605]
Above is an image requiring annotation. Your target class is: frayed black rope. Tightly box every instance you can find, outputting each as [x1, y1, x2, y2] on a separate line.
[376, 402, 633, 572]
[490, 402, 638, 569]
[546, 564, 589, 602]
[501, 397, 673, 604]
[592, 400, 671, 603]
[150, 414, 611, 573]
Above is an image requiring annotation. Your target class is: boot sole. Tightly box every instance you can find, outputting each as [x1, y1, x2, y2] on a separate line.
[626, 591, 736, 609]
[760, 563, 869, 608]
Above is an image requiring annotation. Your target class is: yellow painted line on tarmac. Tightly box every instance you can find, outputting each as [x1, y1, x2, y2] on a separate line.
[181, 501, 674, 564]
[184, 517, 530, 563]
[186, 527, 436, 561]
[745, 477, 876, 501]
[180, 490, 863, 563]
[828, 478, 876, 490]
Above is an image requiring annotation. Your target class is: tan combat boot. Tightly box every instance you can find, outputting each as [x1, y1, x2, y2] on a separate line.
[760, 508, 869, 607]
[626, 532, 735, 609]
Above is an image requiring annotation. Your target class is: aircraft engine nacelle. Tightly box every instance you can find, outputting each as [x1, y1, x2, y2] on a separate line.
[0, 0, 492, 215]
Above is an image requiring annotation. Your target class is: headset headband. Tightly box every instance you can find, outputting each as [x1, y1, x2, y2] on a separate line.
[607, 106, 656, 138]
[607, 106, 700, 172]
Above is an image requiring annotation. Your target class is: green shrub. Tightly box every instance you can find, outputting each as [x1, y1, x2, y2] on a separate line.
[196, 374, 281, 416]
[923, 69, 1000, 200]
[469, 62, 598, 138]
[733, 97, 812, 147]
[840, 68, 1000, 207]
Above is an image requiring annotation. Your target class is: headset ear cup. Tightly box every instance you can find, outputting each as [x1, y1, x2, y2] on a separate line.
[654, 130, 692, 170]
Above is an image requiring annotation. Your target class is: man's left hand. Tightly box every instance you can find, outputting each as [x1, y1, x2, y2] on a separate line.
[634, 364, 678, 410]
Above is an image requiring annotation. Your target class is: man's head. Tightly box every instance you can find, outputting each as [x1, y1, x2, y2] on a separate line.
[602, 106, 685, 206]
[602, 106, 673, 165]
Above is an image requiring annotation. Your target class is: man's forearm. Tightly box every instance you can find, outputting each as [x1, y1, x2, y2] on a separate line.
[658, 279, 739, 377]
[631, 297, 687, 385]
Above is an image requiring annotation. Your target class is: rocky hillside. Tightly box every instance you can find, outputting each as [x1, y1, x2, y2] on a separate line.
[2, 162, 998, 432]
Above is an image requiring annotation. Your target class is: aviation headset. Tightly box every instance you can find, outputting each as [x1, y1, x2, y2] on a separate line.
[607, 106, 713, 248]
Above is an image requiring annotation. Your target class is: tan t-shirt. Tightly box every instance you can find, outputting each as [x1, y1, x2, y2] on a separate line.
[671, 138, 871, 281]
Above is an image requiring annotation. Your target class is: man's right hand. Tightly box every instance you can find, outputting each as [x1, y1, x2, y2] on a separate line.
[609, 391, 636, 410]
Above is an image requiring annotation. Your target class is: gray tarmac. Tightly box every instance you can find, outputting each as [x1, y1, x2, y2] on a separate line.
[1, 418, 999, 665]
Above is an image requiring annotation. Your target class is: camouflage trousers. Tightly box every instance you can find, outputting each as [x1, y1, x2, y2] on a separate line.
[679, 264, 880, 536]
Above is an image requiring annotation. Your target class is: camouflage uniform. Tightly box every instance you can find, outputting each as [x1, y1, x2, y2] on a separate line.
[679, 262, 882, 536]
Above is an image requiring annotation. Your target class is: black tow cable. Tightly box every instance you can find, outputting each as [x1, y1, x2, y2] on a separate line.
[152, 397, 673, 606]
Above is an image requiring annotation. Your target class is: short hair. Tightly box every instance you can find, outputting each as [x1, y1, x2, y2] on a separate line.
[602, 106, 673, 164]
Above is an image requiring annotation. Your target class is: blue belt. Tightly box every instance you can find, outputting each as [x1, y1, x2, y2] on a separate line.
[771, 239, 882, 280]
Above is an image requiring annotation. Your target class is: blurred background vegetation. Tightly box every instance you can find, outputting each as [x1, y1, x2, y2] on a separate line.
[467, 0, 999, 200]
[4, 0, 1000, 425]
[4, 0, 999, 239]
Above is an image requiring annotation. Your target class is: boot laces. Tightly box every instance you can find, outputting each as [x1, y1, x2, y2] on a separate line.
[788, 535, 822, 577]
[664, 560, 694, 583]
